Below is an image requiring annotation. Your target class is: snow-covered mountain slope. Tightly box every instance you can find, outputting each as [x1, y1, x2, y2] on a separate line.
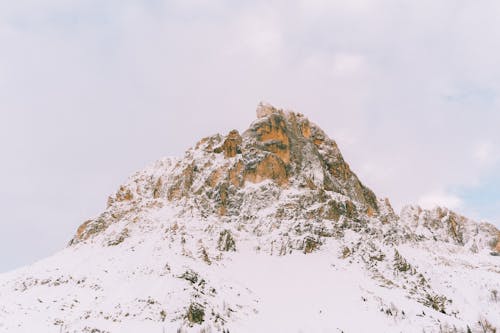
[1, 103, 499, 333]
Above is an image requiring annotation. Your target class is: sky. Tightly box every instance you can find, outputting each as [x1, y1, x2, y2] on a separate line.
[1, 0, 499, 272]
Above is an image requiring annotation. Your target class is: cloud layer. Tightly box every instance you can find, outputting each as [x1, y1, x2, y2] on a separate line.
[1, 0, 499, 271]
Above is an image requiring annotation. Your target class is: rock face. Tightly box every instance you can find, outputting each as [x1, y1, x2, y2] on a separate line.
[400, 205, 500, 252]
[70, 103, 498, 259]
[256, 102, 277, 118]
[218, 130, 242, 158]
[70, 104, 499, 255]
[72, 103, 385, 246]
[2, 103, 500, 333]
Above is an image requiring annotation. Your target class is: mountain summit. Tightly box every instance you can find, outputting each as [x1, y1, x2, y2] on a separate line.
[72, 102, 389, 248]
[1, 104, 499, 333]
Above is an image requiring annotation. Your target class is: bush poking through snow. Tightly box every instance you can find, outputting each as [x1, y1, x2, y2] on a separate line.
[477, 317, 497, 333]
[107, 228, 129, 246]
[160, 309, 167, 322]
[187, 303, 205, 325]
[341, 246, 351, 259]
[179, 270, 199, 284]
[438, 323, 462, 333]
[303, 237, 320, 254]
[198, 243, 212, 265]
[393, 249, 413, 273]
[490, 289, 498, 303]
[423, 293, 448, 314]
[218, 230, 236, 252]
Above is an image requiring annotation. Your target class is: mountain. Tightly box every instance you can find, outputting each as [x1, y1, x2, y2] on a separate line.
[1, 103, 499, 333]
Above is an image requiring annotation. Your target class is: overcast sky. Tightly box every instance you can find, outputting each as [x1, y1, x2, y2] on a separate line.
[1, 0, 499, 272]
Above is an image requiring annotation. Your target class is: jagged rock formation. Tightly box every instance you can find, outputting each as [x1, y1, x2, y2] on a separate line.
[72, 103, 390, 250]
[1, 103, 499, 333]
[400, 205, 500, 252]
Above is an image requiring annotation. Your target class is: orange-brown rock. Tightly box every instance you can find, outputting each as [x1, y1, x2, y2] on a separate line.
[300, 120, 311, 139]
[345, 200, 358, 219]
[70, 103, 393, 244]
[255, 114, 291, 163]
[495, 234, 500, 252]
[167, 163, 196, 200]
[222, 130, 242, 158]
[75, 220, 92, 240]
[366, 206, 376, 217]
[244, 153, 288, 186]
[106, 196, 114, 208]
[313, 138, 323, 146]
[379, 198, 397, 223]
[247, 105, 379, 212]
[116, 186, 133, 202]
[206, 168, 223, 188]
[153, 178, 162, 199]
[256, 118, 289, 145]
[217, 183, 229, 216]
[194, 137, 210, 150]
[196, 135, 221, 153]
[328, 160, 351, 181]
[448, 213, 459, 240]
[228, 160, 244, 187]
[433, 211, 465, 244]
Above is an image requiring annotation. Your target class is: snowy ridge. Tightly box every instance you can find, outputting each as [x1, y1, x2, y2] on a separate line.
[0, 103, 499, 333]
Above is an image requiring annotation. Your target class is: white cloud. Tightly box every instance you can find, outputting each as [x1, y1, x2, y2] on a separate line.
[331, 53, 365, 76]
[418, 191, 463, 210]
[237, 12, 283, 59]
[474, 141, 497, 167]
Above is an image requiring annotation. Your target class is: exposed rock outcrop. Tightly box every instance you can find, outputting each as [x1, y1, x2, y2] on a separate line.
[69, 103, 498, 258]
[400, 205, 499, 252]
[70, 103, 387, 245]
[217, 130, 242, 158]
[6, 103, 500, 333]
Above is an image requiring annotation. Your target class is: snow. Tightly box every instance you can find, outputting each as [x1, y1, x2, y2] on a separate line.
[1, 210, 498, 333]
[1, 110, 499, 332]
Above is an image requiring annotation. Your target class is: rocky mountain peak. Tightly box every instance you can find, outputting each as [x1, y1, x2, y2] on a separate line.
[4, 104, 500, 333]
[232, 103, 377, 206]
[255, 101, 278, 118]
[69, 103, 498, 260]
[71, 103, 388, 244]
[400, 205, 500, 252]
